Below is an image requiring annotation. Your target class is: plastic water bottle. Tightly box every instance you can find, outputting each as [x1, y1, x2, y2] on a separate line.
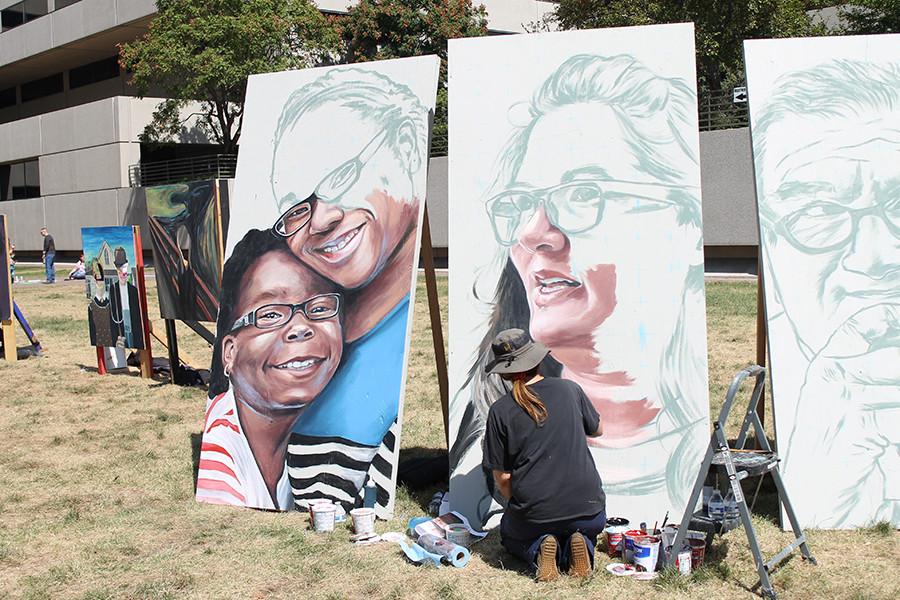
[707, 489, 726, 521]
[363, 480, 377, 509]
[332, 501, 347, 523]
[724, 491, 740, 519]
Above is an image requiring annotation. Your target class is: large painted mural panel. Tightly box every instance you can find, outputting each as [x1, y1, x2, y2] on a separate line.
[81, 226, 147, 350]
[448, 24, 710, 528]
[196, 56, 440, 515]
[146, 180, 228, 322]
[746, 34, 900, 529]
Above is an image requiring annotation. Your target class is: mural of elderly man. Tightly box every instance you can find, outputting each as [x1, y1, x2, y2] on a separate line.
[747, 38, 900, 528]
[262, 60, 438, 515]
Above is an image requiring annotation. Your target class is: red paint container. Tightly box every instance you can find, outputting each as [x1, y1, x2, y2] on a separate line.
[689, 538, 706, 569]
[603, 517, 629, 557]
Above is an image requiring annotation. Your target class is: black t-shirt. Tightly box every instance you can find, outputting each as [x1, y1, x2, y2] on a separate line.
[482, 377, 605, 523]
[43, 235, 55, 253]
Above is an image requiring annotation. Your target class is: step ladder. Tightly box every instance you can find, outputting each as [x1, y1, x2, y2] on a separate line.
[666, 365, 816, 599]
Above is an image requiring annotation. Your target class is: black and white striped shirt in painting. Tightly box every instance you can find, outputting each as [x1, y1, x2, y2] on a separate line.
[287, 420, 399, 519]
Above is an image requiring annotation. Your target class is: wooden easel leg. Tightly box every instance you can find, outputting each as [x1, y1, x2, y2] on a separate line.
[138, 350, 153, 379]
[133, 227, 154, 379]
[2, 320, 16, 362]
[164, 319, 182, 385]
[755, 255, 767, 448]
[420, 204, 450, 447]
[96, 346, 107, 375]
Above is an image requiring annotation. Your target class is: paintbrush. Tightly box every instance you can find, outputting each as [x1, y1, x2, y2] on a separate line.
[660, 511, 669, 529]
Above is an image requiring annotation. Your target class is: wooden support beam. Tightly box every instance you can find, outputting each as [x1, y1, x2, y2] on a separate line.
[133, 226, 154, 379]
[1, 320, 15, 362]
[420, 204, 450, 447]
[755, 255, 767, 448]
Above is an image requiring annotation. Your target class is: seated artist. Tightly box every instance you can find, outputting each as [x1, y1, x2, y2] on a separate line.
[197, 229, 344, 510]
[482, 329, 606, 582]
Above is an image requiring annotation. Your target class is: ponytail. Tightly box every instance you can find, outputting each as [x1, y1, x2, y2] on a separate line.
[510, 369, 547, 426]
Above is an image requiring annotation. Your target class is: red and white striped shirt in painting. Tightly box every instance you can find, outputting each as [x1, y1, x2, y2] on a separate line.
[196, 388, 292, 510]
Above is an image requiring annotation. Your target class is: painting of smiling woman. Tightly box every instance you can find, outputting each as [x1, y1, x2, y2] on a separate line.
[448, 25, 710, 528]
[197, 229, 343, 509]
[197, 57, 439, 515]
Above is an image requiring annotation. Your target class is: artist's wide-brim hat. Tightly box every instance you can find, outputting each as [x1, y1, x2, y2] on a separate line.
[485, 328, 550, 375]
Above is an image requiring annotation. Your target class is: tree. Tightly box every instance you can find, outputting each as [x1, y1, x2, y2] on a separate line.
[119, 0, 339, 153]
[840, 0, 900, 34]
[553, 1, 821, 95]
[340, 0, 489, 148]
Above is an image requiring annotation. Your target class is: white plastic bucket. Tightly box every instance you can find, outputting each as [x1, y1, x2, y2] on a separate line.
[350, 507, 376, 536]
[633, 536, 661, 573]
[313, 505, 336, 533]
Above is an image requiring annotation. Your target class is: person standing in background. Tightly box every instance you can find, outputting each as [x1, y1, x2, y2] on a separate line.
[40, 227, 55, 283]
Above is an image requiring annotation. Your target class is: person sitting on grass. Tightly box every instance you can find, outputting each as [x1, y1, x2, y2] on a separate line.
[66, 254, 86, 280]
[197, 229, 344, 510]
[482, 328, 606, 582]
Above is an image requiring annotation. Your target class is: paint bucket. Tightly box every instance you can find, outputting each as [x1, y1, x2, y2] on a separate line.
[313, 504, 336, 533]
[350, 508, 376, 536]
[623, 529, 644, 562]
[677, 546, 692, 575]
[446, 523, 471, 548]
[633, 536, 661, 573]
[307, 498, 332, 515]
[604, 517, 630, 557]
[689, 538, 706, 569]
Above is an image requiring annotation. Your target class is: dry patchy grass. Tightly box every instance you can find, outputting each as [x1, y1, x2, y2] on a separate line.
[0, 274, 896, 600]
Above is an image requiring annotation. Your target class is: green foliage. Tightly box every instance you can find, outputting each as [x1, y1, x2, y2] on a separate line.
[553, 1, 824, 94]
[119, 0, 340, 152]
[341, 0, 489, 144]
[840, 0, 900, 34]
[863, 520, 895, 536]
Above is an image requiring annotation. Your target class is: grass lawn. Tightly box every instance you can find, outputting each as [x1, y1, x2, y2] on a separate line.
[0, 272, 896, 600]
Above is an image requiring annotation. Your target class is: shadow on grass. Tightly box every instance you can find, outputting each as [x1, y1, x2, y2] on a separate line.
[469, 533, 531, 576]
[397, 447, 449, 513]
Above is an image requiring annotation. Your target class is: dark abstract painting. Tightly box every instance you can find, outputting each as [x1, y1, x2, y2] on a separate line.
[146, 180, 229, 322]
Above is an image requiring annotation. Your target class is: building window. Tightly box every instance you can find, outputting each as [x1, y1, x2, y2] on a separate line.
[0, 87, 15, 109]
[69, 56, 120, 89]
[20, 72, 63, 102]
[0, 0, 48, 32]
[54, 0, 82, 9]
[0, 159, 41, 201]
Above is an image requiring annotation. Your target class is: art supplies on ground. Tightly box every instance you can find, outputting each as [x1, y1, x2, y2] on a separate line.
[602, 514, 707, 578]
[411, 511, 486, 546]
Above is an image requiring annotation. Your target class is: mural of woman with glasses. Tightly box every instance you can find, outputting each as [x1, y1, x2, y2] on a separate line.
[747, 48, 900, 528]
[264, 64, 436, 515]
[450, 44, 709, 528]
[197, 229, 344, 510]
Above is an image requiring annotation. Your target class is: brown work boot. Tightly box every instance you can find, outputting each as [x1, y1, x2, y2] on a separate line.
[567, 534, 592, 578]
[535, 535, 560, 582]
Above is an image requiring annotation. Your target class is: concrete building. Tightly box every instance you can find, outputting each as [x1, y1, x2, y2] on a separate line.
[0, 0, 757, 271]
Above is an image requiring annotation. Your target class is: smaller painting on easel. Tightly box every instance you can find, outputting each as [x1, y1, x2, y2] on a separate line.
[81, 226, 148, 350]
[145, 180, 228, 322]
